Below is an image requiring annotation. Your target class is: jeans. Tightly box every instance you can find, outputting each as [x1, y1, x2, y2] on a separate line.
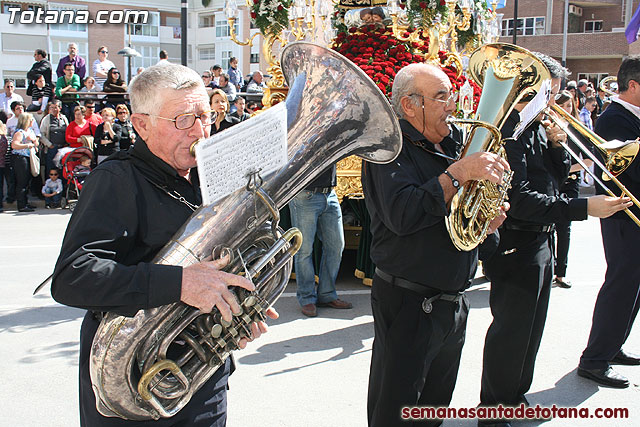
[289, 190, 345, 306]
[43, 186, 61, 206]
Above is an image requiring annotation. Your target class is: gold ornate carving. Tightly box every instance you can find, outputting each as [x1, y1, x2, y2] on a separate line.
[336, 155, 364, 203]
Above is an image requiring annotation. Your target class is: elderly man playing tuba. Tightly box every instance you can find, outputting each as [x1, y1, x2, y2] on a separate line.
[363, 62, 510, 427]
[52, 64, 276, 426]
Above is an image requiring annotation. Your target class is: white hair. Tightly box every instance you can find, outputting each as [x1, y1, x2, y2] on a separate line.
[391, 63, 442, 119]
[129, 64, 203, 115]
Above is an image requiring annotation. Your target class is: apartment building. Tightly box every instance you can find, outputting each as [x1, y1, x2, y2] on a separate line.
[0, 0, 262, 100]
[497, 0, 640, 87]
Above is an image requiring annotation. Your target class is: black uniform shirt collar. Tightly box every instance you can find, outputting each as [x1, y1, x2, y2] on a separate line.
[399, 119, 461, 161]
[130, 138, 192, 186]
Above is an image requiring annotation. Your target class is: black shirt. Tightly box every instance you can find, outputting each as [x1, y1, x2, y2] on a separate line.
[49, 116, 67, 147]
[52, 138, 201, 316]
[501, 110, 587, 228]
[305, 164, 337, 190]
[594, 100, 640, 221]
[362, 119, 479, 292]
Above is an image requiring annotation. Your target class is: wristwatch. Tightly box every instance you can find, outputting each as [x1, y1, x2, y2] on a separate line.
[443, 170, 460, 190]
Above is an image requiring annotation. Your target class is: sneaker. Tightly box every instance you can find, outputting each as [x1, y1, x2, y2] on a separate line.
[45, 205, 51, 209]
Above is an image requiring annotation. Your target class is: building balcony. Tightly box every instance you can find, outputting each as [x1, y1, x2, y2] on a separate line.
[498, 30, 629, 58]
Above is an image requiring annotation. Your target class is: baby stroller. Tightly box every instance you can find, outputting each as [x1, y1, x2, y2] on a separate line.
[60, 146, 93, 211]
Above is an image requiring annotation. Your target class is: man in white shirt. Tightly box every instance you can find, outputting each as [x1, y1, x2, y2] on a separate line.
[156, 50, 170, 66]
[0, 79, 24, 119]
[6, 101, 41, 137]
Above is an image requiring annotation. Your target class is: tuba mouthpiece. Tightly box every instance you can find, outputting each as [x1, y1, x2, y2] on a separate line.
[189, 139, 202, 157]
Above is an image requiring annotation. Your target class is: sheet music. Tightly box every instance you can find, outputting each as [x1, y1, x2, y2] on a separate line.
[513, 79, 551, 139]
[195, 102, 288, 206]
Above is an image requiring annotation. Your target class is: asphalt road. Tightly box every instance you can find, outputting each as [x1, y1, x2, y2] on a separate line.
[1, 200, 638, 426]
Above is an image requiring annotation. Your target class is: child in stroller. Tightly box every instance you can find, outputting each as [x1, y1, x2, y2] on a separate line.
[60, 146, 93, 211]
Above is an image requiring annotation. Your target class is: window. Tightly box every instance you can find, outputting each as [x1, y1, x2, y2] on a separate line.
[50, 40, 88, 67]
[577, 73, 609, 89]
[199, 47, 215, 61]
[584, 20, 603, 33]
[2, 3, 20, 14]
[221, 50, 233, 69]
[250, 53, 259, 63]
[131, 45, 160, 69]
[501, 17, 545, 36]
[3, 72, 26, 89]
[216, 18, 237, 38]
[199, 14, 215, 28]
[128, 11, 159, 37]
[49, 6, 88, 32]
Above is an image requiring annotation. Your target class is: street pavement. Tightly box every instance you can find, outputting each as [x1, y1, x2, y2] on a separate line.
[1, 198, 639, 427]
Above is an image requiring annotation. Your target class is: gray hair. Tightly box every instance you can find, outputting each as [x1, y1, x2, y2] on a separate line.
[533, 52, 570, 80]
[129, 64, 203, 115]
[391, 63, 440, 119]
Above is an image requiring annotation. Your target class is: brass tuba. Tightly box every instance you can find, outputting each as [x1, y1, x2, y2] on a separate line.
[445, 43, 550, 251]
[88, 42, 402, 420]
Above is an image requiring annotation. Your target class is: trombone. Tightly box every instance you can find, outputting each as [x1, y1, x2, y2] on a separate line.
[545, 104, 640, 227]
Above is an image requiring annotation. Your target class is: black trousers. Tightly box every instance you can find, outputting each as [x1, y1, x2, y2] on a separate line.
[555, 178, 580, 278]
[12, 154, 30, 210]
[79, 312, 231, 426]
[481, 230, 553, 405]
[580, 219, 640, 370]
[4, 155, 16, 202]
[367, 275, 468, 427]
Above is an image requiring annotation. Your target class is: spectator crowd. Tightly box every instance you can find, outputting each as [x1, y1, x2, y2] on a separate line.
[0, 45, 266, 213]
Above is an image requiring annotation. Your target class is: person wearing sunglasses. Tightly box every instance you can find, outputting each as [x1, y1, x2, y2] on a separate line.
[51, 64, 275, 426]
[41, 167, 62, 208]
[103, 68, 128, 110]
[92, 46, 115, 90]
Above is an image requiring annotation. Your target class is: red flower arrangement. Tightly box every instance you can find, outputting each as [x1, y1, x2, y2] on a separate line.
[333, 25, 481, 114]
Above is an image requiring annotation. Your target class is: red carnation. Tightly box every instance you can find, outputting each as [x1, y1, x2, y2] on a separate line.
[277, 5, 283, 10]
[250, 12, 257, 19]
[420, 2, 427, 8]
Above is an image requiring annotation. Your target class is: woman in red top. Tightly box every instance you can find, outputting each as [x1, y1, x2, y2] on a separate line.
[65, 105, 95, 148]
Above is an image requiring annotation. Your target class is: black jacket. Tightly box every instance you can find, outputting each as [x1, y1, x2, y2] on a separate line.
[594, 100, 640, 221]
[52, 138, 201, 316]
[501, 110, 588, 228]
[27, 59, 53, 86]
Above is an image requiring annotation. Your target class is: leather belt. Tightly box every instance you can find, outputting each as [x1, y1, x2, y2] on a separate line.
[312, 187, 333, 194]
[504, 223, 554, 233]
[374, 268, 464, 301]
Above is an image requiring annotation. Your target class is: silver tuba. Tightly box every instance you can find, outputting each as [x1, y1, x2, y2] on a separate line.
[89, 41, 402, 420]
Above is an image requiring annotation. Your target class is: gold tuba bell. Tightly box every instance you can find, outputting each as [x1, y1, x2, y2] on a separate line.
[445, 43, 550, 251]
[87, 42, 402, 421]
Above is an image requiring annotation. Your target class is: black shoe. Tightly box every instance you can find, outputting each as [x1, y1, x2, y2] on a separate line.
[18, 207, 34, 212]
[577, 366, 629, 388]
[611, 350, 640, 365]
[553, 277, 572, 288]
[26, 204, 36, 209]
[5, 198, 15, 204]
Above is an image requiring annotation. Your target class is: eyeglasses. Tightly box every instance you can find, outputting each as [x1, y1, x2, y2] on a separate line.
[410, 91, 458, 106]
[86, 105, 95, 109]
[117, 111, 127, 114]
[145, 110, 216, 130]
[49, 173, 58, 176]
[100, 50, 108, 53]
[112, 71, 120, 74]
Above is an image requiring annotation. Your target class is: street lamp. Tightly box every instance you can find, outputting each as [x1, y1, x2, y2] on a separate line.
[119, 23, 141, 84]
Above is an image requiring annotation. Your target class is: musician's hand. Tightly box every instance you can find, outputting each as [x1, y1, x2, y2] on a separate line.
[449, 152, 511, 185]
[180, 255, 255, 323]
[237, 307, 279, 349]
[487, 202, 510, 235]
[587, 195, 632, 218]
[542, 119, 567, 148]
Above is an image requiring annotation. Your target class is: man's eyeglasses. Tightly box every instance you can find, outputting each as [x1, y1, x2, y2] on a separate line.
[410, 91, 458, 106]
[145, 111, 216, 130]
[86, 105, 95, 109]
[49, 173, 58, 176]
